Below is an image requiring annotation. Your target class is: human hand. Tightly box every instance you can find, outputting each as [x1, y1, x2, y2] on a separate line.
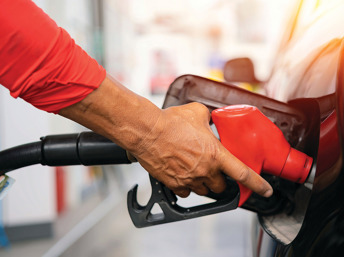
[131, 102, 273, 198]
[59, 76, 272, 199]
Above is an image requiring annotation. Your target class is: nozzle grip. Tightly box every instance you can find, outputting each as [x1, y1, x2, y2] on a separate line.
[212, 105, 313, 206]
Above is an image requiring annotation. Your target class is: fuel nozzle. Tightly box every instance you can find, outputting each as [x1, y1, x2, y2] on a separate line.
[212, 105, 313, 206]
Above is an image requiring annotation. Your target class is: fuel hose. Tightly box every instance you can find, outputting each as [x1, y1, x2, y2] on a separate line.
[0, 132, 132, 174]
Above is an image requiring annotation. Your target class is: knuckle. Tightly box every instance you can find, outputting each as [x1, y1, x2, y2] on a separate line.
[258, 181, 269, 194]
[190, 102, 209, 115]
[237, 167, 251, 183]
[216, 147, 228, 163]
[200, 105, 211, 119]
[210, 144, 221, 161]
[165, 180, 180, 192]
[211, 186, 224, 194]
[194, 188, 208, 196]
[189, 102, 202, 108]
[190, 183, 209, 196]
[198, 103, 209, 113]
[174, 189, 191, 198]
[211, 180, 226, 193]
[197, 168, 208, 179]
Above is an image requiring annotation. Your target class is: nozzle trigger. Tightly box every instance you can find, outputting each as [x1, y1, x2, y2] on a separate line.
[127, 175, 239, 228]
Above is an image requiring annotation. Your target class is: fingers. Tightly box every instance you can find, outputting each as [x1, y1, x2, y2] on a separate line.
[173, 182, 209, 198]
[174, 174, 226, 198]
[218, 146, 273, 197]
[204, 172, 227, 194]
[173, 188, 191, 198]
[190, 183, 209, 196]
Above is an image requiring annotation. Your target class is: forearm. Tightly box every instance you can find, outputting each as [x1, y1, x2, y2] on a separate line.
[59, 75, 162, 154]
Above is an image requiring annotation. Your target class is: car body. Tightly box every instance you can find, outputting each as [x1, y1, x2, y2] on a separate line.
[234, 1, 344, 256]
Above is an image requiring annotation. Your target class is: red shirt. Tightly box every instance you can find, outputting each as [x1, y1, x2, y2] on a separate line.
[0, 0, 106, 113]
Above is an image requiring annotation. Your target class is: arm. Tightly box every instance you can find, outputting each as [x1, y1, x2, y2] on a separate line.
[59, 75, 273, 198]
[0, 0, 272, 198]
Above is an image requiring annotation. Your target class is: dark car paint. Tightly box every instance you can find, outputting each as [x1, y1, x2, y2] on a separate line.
[254, 2, 344, 256]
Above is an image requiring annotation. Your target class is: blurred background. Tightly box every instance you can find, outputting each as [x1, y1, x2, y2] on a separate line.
[0, 0, 295, 256]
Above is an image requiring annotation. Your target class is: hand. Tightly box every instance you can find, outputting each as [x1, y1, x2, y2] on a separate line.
[60, 76, 272, 199]
[131, 102, 273, 198]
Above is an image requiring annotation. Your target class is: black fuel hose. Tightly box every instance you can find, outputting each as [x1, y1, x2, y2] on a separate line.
[0, 132, 132, 174]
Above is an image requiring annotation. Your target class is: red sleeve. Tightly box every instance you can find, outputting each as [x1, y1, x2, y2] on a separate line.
[0, 0, 106, 114]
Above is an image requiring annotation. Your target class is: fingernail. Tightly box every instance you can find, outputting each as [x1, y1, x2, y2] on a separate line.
[263, 188, 273, 198]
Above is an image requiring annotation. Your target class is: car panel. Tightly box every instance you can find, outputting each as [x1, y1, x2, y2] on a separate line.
[255, 1, 344, 256]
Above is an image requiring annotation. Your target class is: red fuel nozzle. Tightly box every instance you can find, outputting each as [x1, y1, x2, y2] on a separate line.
[212, 105, 313, 206]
